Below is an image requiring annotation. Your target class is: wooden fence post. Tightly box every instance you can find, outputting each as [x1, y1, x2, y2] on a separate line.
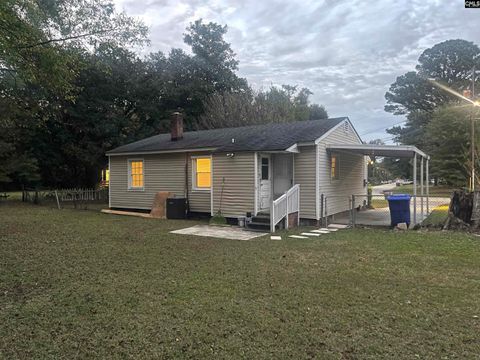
[55, 190, 61, 210]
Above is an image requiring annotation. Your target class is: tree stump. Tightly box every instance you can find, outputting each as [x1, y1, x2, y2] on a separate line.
[443, 190, 476, 230]
[471, 192, 480, 230]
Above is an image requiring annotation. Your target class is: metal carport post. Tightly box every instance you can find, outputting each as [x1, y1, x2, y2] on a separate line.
[413, 153, 430, 225]
[325, 143, 430, 226]
[413, 153, 417, 224]
[426, 157, 430, 214]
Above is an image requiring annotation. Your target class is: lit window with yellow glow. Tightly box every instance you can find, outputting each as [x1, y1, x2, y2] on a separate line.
[194, 157, 211, 189]
[129, 160, 144, 189]
[331, 155, 339, 180]
[101, 169, 110, 185]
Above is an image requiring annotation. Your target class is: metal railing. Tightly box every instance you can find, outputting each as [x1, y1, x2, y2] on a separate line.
[271, 184, 300, 232]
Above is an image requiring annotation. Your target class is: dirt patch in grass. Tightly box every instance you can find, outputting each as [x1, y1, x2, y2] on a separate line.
[1, 203, 480, 358]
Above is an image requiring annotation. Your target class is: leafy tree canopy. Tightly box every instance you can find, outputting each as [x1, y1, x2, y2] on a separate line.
[0, 12, 330, 188]
[0, 0, 148, 96]
[424, 105, 480, 186]
[197, 86, 328, 129]
[385, 39, 480, 116]
[384, 39, 480, 184]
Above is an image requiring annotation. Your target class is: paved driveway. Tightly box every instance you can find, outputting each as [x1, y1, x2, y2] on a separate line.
[332, 197, 450, 227]
[371, 183, 396, 195]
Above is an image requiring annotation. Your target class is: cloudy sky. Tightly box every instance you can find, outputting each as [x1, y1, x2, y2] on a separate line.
[113, 0, 480, 141]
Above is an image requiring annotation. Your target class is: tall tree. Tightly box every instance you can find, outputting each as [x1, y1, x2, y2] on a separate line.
[385, 40, 480, 116]
[0, 0, 148, 187]
[385, 39, 480, 153]
[0, 0, 148, 97]
[424, 105, 479, 186]
[197, 86, 328, 129]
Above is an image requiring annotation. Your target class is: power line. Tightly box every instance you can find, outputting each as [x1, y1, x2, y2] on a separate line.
[359, 119, 408, 136]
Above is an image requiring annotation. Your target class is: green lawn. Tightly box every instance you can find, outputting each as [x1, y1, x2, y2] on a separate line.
[1, 202, 480, 359]
[421, 205, 449, 227]
[370, 198, 388, 208]
[392, 184, 454, 197]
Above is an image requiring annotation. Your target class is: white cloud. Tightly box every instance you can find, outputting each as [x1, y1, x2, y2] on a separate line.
[113, 0, 480, 143]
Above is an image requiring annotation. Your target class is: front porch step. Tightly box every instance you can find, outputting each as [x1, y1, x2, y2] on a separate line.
[251, 214, 270, 224]
[246, 222, 271, 232]
[246, 214, 284, 232]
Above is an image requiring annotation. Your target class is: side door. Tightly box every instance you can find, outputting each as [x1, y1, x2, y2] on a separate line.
[258, 155, 271, 211]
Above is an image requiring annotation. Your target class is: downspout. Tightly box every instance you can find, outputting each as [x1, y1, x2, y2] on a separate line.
[185, 152, 190, 214]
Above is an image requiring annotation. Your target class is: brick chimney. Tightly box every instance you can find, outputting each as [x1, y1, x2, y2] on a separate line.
[170, 112, 183, 141]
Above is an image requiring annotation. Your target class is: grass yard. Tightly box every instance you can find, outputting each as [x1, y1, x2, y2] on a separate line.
[421, 205, 449, 227]
[370, 198, 388, 208]
[392, 184, 454, 197]
[1, 202, 480, 359]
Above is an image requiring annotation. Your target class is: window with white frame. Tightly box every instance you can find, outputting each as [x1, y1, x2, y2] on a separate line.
[192, 157, 211, 190]
[128, 159, 144, 189]
[331, 155, 339, 180]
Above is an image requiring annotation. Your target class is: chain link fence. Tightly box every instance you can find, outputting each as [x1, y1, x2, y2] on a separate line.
[321, 192, 451, 228]
[22, 187, 109, 211]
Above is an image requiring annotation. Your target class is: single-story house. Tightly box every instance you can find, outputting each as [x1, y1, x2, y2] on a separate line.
[106, 113, 368, 230]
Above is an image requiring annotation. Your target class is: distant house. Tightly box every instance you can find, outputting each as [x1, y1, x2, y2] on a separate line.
[106, 113, 367, 230]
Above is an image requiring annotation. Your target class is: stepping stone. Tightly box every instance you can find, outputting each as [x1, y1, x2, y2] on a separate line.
[289, 235, 308, 239]
[328, 224, 348, 229]
[301, 232, 320, 237]
[326, 228, 338, 232]
[319, 228, 330, 231]
[312, 229, 330, 234]
[270, 236, 282, 240]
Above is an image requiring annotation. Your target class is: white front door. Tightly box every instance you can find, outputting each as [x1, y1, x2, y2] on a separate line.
[259, 155, 271, 211]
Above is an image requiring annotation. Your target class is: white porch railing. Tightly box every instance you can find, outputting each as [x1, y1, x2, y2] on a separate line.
[271, 184, 300, 232]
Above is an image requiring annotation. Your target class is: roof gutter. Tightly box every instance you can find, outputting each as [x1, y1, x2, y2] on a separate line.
[106, 147, 217, 157]
[326, 144, 429, 159]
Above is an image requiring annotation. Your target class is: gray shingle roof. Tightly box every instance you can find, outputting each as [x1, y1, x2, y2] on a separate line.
[107, 117, 348, 155]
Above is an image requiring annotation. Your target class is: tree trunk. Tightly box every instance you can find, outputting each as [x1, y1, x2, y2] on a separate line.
[471, 192, 480, 230]
[442, 190, 480, 231]
[443, 190, 473, 230]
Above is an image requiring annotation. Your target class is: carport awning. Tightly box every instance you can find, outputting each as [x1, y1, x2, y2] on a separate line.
[326, 144, 429, 159]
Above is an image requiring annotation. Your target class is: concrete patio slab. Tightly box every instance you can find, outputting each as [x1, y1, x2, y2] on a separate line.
[328, 224, 349, 229]
[170, 225, 267, 241]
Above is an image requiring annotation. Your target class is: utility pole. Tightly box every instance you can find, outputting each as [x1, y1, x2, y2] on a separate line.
[472, 66, 476, 192]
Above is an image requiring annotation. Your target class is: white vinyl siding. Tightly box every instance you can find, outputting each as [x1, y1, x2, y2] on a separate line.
[318, 120, 366, 216]
[188, 153, 211, 213]
[212, 152, 255, 218]
[294, 146, 317, 219]
[110, 154, 185, 209]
